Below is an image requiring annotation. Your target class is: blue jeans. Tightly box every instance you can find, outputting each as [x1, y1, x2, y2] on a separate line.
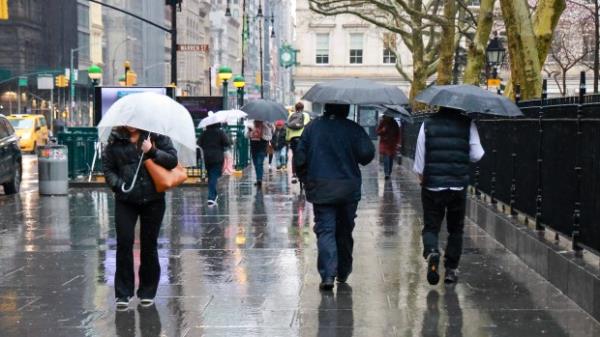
[383, 155, 394, 176]
[276, 147, 287, 168]
[313, 202, 359, 281]
[206, 163, 222, 201]
[252, 151, 266, 182]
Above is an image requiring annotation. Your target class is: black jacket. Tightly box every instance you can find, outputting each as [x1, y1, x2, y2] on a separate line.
[294, 115, 375, 205]
[198, 125, 231, 166]
[423, 112, 471, 188]
[272, 128, 287, 150]
[102, 129, 178, 204]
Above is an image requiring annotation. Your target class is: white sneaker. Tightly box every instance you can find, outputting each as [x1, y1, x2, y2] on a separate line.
[207, 196, 219, 207]
[116, 297, 130, 310]
[139, 298, 155, 307]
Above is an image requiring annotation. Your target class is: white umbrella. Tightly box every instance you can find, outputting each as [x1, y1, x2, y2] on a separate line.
[97, 92, 196, 166]
[198, 109, 247, 128]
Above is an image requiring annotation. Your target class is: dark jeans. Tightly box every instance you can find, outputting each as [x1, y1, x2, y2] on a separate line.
[206, 163, 222, 201]
[251, 150, 266, 182]
[421, 188, 467, 269]
[289, 137, 300, 175]
[313, 202, 358, 281]
[383, 154, 394, 176]
[115, 198, 166, 299]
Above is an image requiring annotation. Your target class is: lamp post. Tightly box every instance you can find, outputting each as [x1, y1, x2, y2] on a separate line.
[233, 75, 245, 108]
[87, 65, 102, 126]
[485, 32, 506, 93]
[218, 66, 233, 110]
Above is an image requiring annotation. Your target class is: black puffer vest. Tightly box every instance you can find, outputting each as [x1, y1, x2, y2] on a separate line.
[423, 112, 471, 188]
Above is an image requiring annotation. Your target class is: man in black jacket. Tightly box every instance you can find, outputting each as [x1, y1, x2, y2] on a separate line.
[295, 104, 375, 290]
[413, 107, 484, 285]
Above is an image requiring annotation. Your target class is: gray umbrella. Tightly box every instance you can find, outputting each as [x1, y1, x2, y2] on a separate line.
[302, 78, 409, 105]
[241, 99, 288, 122]
[374, 104, 413, 122]
[415, 84, 523, 117]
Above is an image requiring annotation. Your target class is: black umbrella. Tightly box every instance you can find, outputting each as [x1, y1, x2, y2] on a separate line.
[302, 78, 409, 105]
[415, 84, 523, 117]
[241, 99, 288, 122]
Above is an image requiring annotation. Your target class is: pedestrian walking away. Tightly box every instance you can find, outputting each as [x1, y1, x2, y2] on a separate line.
[198, 123, 231, 206]
[272, 120, 288, 170]
[295, 103, 375, 291]
[377, 115, 401, 179]
[246, 120, 273, 187]
[413, 107, 485, 285]
[286, 102, 311, 184]
[102, 126, 178, 309]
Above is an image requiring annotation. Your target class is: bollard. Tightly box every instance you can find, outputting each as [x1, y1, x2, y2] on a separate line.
[535, 79, 547, 231]
[572, 72, 585, 255]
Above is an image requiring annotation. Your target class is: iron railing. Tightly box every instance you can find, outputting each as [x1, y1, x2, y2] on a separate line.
[402, 72, 600, 254]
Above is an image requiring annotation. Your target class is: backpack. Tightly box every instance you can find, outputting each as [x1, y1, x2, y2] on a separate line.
[287, 112, 305, 130]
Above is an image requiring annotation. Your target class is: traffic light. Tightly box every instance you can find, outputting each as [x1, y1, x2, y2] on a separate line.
[126, 71, 137, 86]
[0, 0, 9, 20]
[55, 75, 68, 88]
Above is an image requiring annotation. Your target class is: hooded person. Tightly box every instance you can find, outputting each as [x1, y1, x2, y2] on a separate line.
[294, 103, 375, 290]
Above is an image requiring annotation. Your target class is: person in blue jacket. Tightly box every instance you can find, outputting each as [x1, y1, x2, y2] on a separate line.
[294, 103, 375, 290]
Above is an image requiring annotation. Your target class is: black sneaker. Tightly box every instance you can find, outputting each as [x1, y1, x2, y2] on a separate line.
[426, 252, 440, 285]
[254, 181, 262, 187]
[336, 276, 348, 283]
[444, 269, 458, 284]
[291, 176, 298, 184]
[116, 297, 130, 309]
[319, 277, 335, 291]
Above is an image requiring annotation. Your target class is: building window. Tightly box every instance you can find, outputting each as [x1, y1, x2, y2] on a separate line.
[315, 33, 329, 64]
[383, 33, 397, 64]
[349, 33, 363, 64]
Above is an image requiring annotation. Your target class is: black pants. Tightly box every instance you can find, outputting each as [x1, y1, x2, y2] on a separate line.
[421, 188, 466, 269]
[115, 198, 166, 299]
[313, 202, 358, 281]
[289, 137, 300, 175]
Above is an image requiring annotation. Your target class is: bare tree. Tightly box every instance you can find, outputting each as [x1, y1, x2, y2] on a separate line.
[568, 0, 599, 93]
[308, 0, 463, 100]
[544, 3, 593, 95]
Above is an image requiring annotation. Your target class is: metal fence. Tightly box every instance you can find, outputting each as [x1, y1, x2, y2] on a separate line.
[58, 125, 250, 180]
[401, 101, 600, 254]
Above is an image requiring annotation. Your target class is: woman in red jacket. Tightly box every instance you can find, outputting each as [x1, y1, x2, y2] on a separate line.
[377, 116, 401, 179]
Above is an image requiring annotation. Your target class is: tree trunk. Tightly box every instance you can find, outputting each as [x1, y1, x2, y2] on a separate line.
[562, 69, 567, 96]
[463, 0, 495, 85]
[409, 0, 427, 104]
[436, 0, 457, 85]
[504, 0, 565, 97]
[500, 0, 542, 100]
[532, 0, 566, 68]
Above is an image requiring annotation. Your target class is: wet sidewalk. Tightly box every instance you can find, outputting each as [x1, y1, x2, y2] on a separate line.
[0, 162, 599, 337]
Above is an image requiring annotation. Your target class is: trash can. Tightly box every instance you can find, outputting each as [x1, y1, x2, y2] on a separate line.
[38, 145, 69, 195]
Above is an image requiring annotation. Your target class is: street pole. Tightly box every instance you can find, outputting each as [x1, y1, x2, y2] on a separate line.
[241, 0, 246, 76]
[223, 79, 229, 110]
[170, 0, 178, 85]
[17, 85, 20, 114]
[259, 17, 264, 98]
[238, 87, 244, 108]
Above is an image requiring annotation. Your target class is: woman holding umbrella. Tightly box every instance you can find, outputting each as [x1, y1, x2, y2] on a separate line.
[245, 120, 273, 187]
[98, 92, 197, 310]
[103, 126, 178, 309]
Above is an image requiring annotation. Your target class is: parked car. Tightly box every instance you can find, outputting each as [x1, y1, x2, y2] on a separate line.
[0, 114, 22, 194]
[7, 114, 49, 153]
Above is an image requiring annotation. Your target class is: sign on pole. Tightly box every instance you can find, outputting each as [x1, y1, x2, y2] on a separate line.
[37, 75, 54, 90]
[18, 76, 27, 87]
[177, 44, 209, 52]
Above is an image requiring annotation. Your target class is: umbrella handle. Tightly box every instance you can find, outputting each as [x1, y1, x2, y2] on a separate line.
[121, 133, 152, 193]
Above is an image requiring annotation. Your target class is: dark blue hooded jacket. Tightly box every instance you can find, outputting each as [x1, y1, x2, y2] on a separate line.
[294, 113, 375, 205]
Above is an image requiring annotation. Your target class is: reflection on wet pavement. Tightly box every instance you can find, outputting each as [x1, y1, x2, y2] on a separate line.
[0, 161, 599, 336]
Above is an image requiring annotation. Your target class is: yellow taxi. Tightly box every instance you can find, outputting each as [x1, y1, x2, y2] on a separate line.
[6, 114, 50, 153]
